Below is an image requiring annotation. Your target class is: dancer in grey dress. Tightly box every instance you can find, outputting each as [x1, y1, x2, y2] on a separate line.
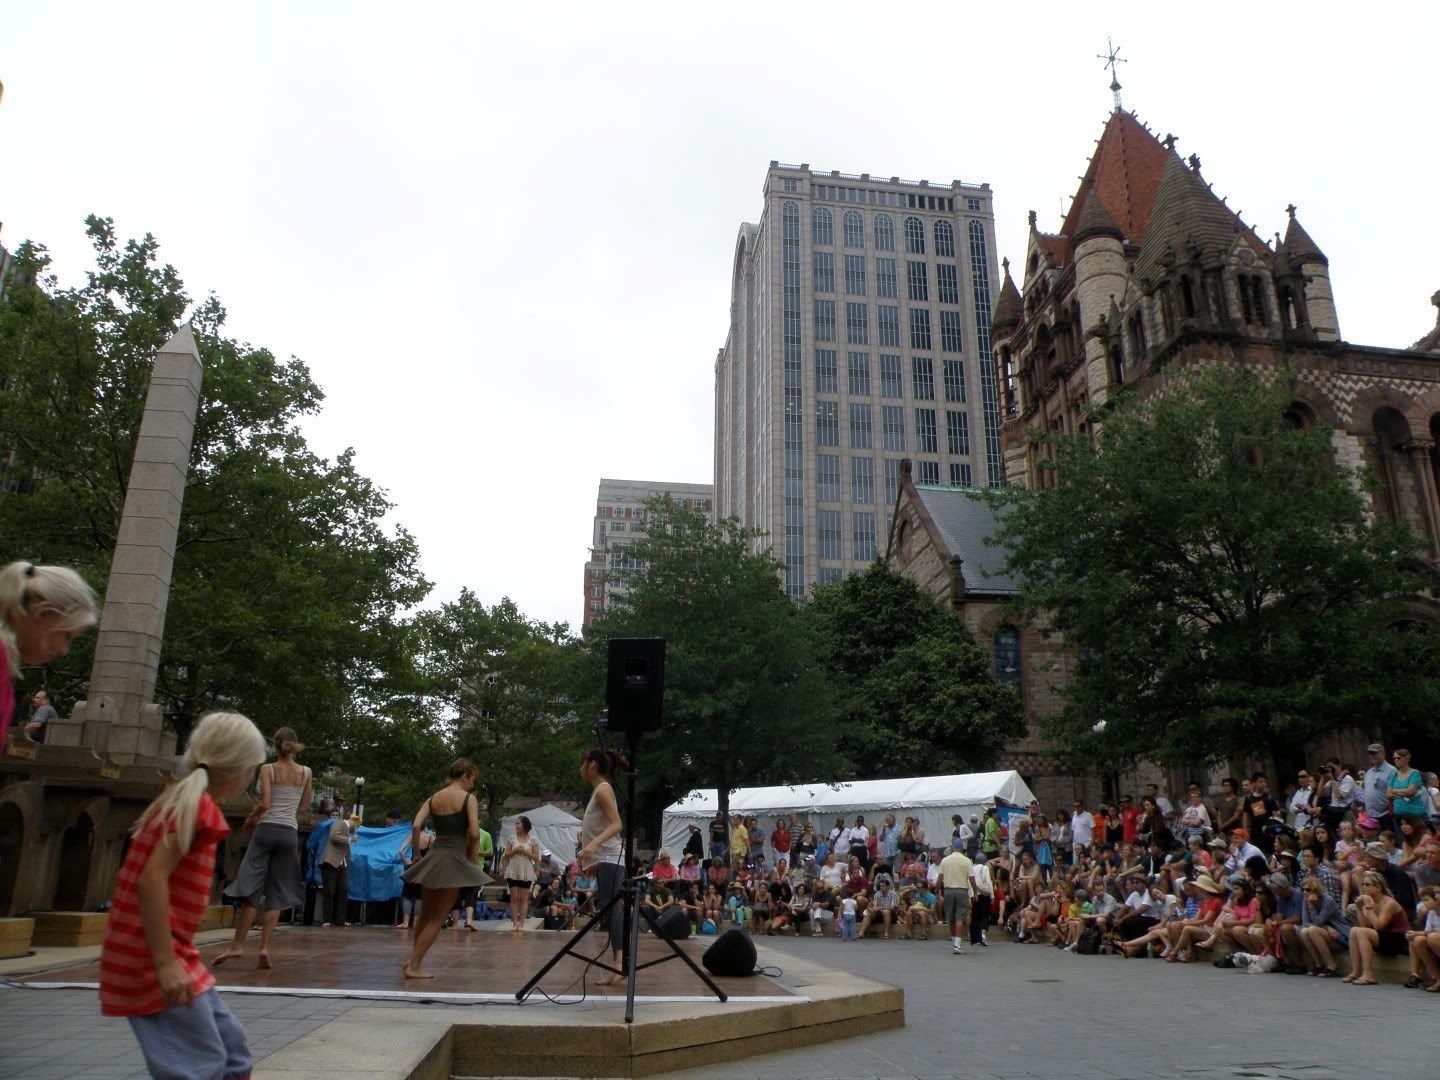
[215, 728, 310, 970]
[402, 758, 491, 979]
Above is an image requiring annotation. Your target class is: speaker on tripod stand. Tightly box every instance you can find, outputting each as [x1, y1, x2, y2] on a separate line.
[515, 638, 727, 1023]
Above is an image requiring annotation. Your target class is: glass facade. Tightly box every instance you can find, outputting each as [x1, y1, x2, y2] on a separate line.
[935, 220, 955, 257]
[940, 310, 964, 352]
[817, 509, 842, 559]
[817, 453, 841, 501]
[848, 402, 872, 448]
[915, 408, 938, 453]
[909, 308, 931, 350]
[878, 304, 901, 346]
[876, 258, 897, 298]
[844, 255, 866, 295]
[814, 298, 836, 341]
[918, 460, 940, 484]
[816, 400, 839, 446]
[782, 201, 805, 597]
[845, 302, 868, 344]
[847, 351, 870, 396]
[943, 359, 966, 402]
[912, 356, 935, 400]
[946, 409, 970, 455]
[880, 353, 903, 398]
[851, 456, 874, 503]
[904, 216, 925, 254]
[843, 210, 864, 248]
[813, 251, 834, 292]
[813, 206, 833, 245]
[882, 405, 905, 450]
[969, 219, 1003, 486]
[875, 214, 895, 251]
[937, 262, 960, 305]
[815, 348, 837, 393]
[852, 511, 877, 561]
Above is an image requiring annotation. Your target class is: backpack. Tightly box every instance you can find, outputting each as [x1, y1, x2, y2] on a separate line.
[1076, 924, 1103, 955]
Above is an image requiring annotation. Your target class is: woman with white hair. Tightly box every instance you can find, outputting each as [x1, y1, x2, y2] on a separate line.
[0, 561, 98, 749]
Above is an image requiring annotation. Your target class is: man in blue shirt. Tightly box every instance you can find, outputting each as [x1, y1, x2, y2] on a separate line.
[1362, 743, 1398, 834]
[1264, 872, 1306, 973]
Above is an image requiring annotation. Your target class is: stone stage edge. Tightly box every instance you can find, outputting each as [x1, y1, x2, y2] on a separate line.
[16, 926, 905, 1078]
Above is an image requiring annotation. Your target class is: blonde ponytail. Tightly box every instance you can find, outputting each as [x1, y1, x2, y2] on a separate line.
[0, 561, 99, 668]
[133, 711, 266, 852]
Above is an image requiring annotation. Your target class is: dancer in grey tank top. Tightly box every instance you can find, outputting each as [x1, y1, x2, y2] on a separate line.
[215, 727, 311, 969]
[577, 747, 628, 985]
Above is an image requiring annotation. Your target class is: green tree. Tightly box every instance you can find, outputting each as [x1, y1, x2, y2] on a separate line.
[412, 590, 586, 827]
[581, 497, 847, 830]
[0, 218, 431, 774]
[990, 365, 1440, 777]
[808, 560, 1025, 777]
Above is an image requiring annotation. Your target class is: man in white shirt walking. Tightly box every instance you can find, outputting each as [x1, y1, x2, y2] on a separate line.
[938, 840, 974, 955]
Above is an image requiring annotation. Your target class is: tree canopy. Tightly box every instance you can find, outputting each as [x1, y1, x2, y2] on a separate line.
[412, 590, 587, 825]
[990, 365, 1440, 775]
[808, 560, 1026, 777]
[0, 218, 431, 776]
[580, 497, 847, 828]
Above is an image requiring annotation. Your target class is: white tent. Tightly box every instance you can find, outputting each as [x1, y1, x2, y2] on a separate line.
[498, 803, 581, 862]
[660, 771, 1036, 858]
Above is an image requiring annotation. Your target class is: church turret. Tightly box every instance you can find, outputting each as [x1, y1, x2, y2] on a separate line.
[1279, 204, 1339, 341]
[992, 258, 1023, 336]
[1070, 187, 1128, 404]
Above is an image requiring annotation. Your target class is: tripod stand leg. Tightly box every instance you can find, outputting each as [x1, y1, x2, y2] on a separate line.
[624, 881, 642, 1023]
[513, 890, 623, 1002]
[636, 904, 729, 1003]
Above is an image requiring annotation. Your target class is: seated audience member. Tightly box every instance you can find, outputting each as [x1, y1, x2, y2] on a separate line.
[763, 874, 793, 935]
[900, 873, 937, 940]
[1167, 874, 1226, 962]
[1414, 842, 1440, 891]
[641, 880, 674, 925]
[701, 883, 723, 926]
[1360, 841, 1417, 916]
[783, 884, 811, 935]
[1404, 887, 1440, 990]
[1298, 876, 1351, 976]
[1346, 870, 1410, 986]
[1300, 842, 1343, 906]
[1261, 872, 1307, 973]
[1205, 878, 1261, 959]
[725, 882, 750, 926]
[1121, 879, 1193, 958]
[705, 857, 730, 893]
[858, 874, 899, 939]
[819, 852, 844, 891]
[649, 850, 677, 881]
[808, 880, 837, 937]
[678, 851, 701, 884]
[1113, 874, 1161, 941]
[1226, 829, 1263, 875]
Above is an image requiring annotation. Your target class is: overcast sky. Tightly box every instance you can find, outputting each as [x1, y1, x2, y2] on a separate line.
[3, 4, 1437, 628]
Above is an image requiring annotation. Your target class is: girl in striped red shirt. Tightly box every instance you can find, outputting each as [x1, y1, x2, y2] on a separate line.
[99, 711, 267, 1080]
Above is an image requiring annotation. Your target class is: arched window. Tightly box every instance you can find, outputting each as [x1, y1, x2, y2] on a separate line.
[994, 625, 1022, 697]
[812, 206, 833, 246]
[934, 220, 955, 257]
[843, 210, 864, 248]
[904, 216, 925, 254]
[1281, 402, 1314, 432]
[874, 214, 895, 252]
[1373, 407, 1412, 523]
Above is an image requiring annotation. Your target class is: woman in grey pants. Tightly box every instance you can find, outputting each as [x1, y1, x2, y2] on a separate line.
[576, 747, 628, 985]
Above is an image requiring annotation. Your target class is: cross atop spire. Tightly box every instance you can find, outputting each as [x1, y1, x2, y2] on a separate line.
[1286, 203, 1298, 219]
[1097, 37, 1127, 111]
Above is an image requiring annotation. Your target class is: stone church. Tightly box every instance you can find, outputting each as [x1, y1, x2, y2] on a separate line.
[890, 103, 1440, 808]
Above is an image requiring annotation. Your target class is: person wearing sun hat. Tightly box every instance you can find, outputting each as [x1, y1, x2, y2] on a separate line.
[1165, 874, 1227, 961]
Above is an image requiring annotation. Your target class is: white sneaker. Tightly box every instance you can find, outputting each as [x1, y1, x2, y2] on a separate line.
[952, 944, 962, 955]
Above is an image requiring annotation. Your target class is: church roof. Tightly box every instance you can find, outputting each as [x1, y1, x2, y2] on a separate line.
[992, 261, 1023, 330]
[1278, 208, 1328, 266]
[1057, 110, 1172, 253]
[912, 486, 1020, 596]
[1071, 185, 1124, 246]
[1412, 291, 1440, 354]
[1132, 153, 1262, 284]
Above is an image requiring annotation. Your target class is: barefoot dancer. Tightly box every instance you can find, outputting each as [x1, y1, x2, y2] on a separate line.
[215, 728, 310, 970]
[576, 748, 627, 986]
[400, 759, 492, 979]
[499, 815, 540, 932]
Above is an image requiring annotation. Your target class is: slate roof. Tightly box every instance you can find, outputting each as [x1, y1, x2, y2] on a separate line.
[1057, 110, 1172, 255]
[1278, 210, 1328, 266]
[912, 485, 1021, 595]
[1412, 291, 1440, 354]
[1071, 185, 1124, 246]
[991, 264, 1023, 331]
[1132, 153, 1263, 284]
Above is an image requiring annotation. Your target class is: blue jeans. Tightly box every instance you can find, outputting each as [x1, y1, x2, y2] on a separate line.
[128, 989, 251, 1080]
[840, 913, 856, 941]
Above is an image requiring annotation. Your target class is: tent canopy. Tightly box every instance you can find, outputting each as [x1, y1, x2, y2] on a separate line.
[499, 803, 581, 861]
[660, 771, 1036, 858]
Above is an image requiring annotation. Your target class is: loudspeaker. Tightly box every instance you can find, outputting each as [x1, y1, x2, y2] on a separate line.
[605, 638, 665, 734]
[702, 927, 757, 977]
[653, 905, 691, 941]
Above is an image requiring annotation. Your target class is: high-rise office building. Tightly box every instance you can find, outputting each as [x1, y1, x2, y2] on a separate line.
[582, 478, 714, 624]
[714, 163, 1004, 596]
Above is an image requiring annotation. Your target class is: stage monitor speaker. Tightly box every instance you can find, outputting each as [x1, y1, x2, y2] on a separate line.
[701, 927, 757, 977]
[653, 905, 691, 941]
[605, 638, 665, 734]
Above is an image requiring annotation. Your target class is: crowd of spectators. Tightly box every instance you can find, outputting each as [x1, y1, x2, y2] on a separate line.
[614, 746, 1440, 990]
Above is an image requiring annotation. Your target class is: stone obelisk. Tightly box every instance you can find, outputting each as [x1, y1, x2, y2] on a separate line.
[47, 325, 203, 763]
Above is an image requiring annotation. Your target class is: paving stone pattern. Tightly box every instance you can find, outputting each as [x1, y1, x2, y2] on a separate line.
[0, 987, 353, 1080]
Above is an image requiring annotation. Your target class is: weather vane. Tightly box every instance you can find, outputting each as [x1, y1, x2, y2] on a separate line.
[1097, 37, 1126, 111]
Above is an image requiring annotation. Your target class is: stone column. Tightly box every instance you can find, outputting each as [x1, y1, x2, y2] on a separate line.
[47, 326, 203, 762]
[1407, 439, 1440, 560]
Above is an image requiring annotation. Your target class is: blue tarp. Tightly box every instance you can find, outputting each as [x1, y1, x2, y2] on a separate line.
[303, 818, 335, 888]
[347, 824, 413, 902]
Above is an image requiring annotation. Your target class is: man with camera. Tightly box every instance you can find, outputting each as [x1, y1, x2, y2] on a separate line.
[1314, 759, 1356, 831]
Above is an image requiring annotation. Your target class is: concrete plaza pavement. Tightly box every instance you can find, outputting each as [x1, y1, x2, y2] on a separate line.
[1, 932, 1434, 1079]
[672, 935, 1436, 1080]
